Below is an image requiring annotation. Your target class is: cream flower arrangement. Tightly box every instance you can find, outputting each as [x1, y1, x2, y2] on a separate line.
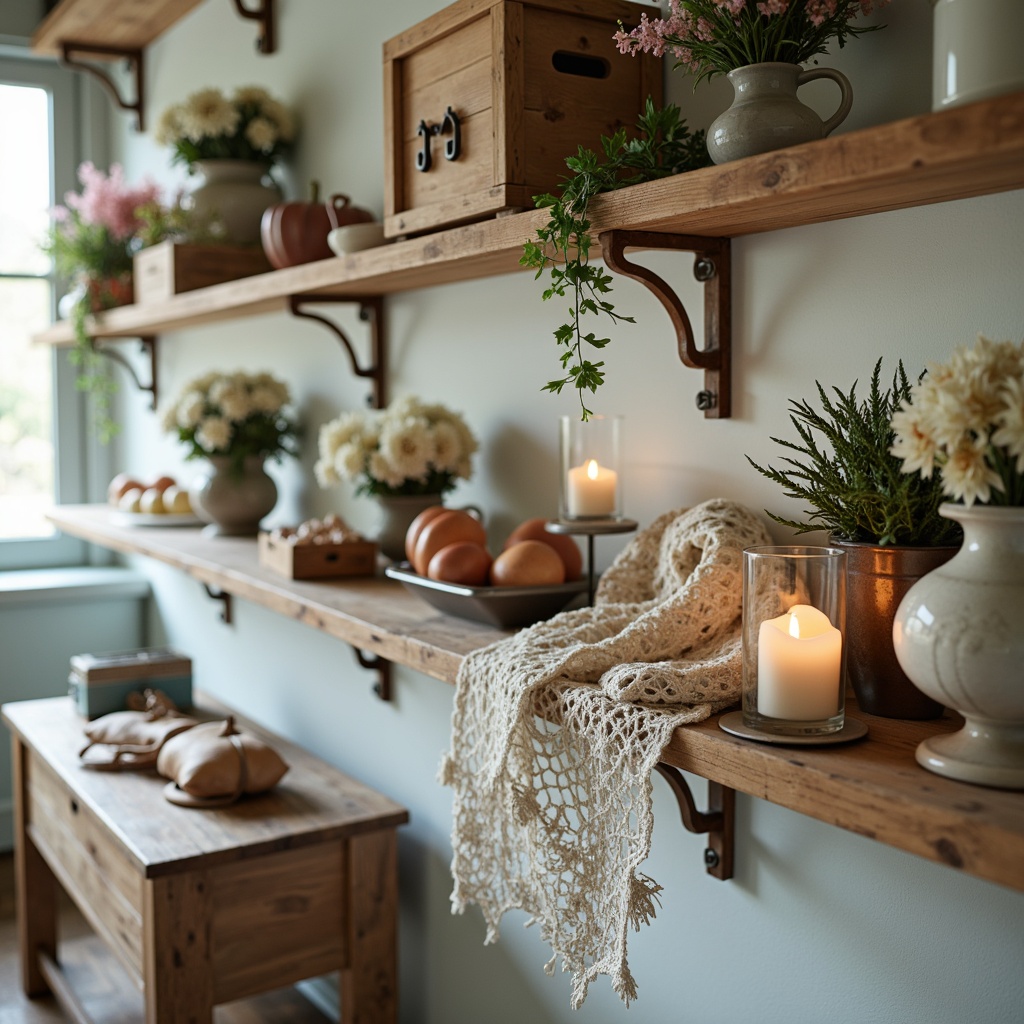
[155, 86, 296, 172]
[314, 396, 478, 498]
[890, 335, 1024, 507]
[163, 370, 299, 472]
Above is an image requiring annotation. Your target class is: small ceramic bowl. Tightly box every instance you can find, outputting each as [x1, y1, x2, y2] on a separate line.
[327, 222, 386, 255]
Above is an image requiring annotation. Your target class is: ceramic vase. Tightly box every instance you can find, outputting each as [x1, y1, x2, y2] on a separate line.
[707, 62, 853, 165]
[893, 504, 1024, 789]
[188, 160, 282, 246]
[932, 0, 1024, 111]
[837, 539, 959, 719]
[189, 455, 279, 537]
[376, 494, 444, 562]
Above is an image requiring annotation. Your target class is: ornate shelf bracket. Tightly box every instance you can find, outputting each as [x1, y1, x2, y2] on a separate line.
[230, 0, 276, 54]
[654, 763, 735, 880]
[288, 295, 387, 409]
[201, 584, 233, 625]
[60, 42, 144, 131]
[600, 229, 732, 419]
[93, 337, 159, 409]
[353, 649, 393, 701]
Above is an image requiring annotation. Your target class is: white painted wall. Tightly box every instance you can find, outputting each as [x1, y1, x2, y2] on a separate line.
[97, 2, 1024, 1021]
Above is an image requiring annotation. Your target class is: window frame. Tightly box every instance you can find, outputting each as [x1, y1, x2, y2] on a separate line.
[0, 49, 93, 569]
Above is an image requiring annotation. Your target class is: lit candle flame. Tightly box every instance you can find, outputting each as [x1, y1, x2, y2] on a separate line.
[586, 459, 600, 480]
[788, 612, 801, 639]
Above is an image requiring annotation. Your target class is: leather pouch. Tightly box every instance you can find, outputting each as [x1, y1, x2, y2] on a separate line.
[156, 716, 289, 807]
[79, 690, 198, 770]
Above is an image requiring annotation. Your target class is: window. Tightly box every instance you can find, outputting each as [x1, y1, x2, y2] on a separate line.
[0, 52, 89, 569]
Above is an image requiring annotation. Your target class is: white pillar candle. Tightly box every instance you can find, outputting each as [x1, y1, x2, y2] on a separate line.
[567, 459, 617, 517]
[757, 603, 842, 720]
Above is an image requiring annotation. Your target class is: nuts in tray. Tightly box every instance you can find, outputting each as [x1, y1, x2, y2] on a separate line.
[259, 514, 378, 579]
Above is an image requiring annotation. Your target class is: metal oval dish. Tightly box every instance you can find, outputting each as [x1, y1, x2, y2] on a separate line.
[384, 563, 589, 629]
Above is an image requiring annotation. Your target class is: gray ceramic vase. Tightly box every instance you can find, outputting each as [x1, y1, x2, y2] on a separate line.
[707, 62, 853, 165]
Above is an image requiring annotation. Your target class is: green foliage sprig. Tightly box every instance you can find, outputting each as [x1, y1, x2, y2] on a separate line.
[746, 359, 963, 547]
[521, 99, 709, 420]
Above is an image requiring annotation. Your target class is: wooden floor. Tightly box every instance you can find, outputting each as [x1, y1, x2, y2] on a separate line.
[0, 854, 332, 1023]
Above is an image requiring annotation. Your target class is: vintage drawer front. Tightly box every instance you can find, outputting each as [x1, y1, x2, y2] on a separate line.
[27, 753, 144, 978]
[208, 842, 347, 1004]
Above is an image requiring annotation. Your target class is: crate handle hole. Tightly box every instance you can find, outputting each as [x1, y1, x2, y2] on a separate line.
[552, 52, 609, 79]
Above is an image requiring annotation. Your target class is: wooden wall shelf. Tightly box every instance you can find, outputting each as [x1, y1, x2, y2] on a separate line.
[46, 504, 1024, 896]
[34, 91, 1024, 348]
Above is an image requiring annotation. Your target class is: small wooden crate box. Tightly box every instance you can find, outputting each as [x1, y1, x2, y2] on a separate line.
[259, 530, 379, 580]
[383, 0, 661, 238]
[133, 240, 271, 304]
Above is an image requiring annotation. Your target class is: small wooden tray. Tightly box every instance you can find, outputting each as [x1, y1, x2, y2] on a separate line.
[258, 532, 378, 580]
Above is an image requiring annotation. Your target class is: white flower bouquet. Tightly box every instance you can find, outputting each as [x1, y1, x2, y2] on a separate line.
[314, 396, 478, 498]
[163, 370, 299, 471]
[890, 335, 1024, 506]
[155, 86, 296, 172]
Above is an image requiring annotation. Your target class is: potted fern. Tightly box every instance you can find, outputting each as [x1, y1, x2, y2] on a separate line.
[746, 359, 962, 720]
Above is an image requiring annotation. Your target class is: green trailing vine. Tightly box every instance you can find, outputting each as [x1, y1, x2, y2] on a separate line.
[521, 98, 710, 420]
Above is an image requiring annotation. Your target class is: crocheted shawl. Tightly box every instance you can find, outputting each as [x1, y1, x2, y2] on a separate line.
[440, 499, 771, 1007]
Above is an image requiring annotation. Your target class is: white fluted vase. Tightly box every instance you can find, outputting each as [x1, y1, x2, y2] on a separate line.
[893, 503, 1024, 789]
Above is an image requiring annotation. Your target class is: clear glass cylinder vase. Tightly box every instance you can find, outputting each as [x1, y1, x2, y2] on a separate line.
[742, 545, 847, 737]
[558, 415, 623, 521]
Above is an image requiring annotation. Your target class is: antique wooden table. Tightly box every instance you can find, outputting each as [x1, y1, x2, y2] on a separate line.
[3, 696, 408, 1023]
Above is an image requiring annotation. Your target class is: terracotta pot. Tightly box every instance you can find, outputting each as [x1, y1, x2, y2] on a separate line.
[834, 538, 958, 720]
[261, 191, 374, 269]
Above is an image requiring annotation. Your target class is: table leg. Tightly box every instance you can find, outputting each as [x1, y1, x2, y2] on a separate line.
[143, 871, 215, 1023]
[339, 830, 399, 1024]
[12, 737, 57, 996]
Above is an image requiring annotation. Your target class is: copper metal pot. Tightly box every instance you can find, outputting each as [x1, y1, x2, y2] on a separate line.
[833, 538, 960, 720]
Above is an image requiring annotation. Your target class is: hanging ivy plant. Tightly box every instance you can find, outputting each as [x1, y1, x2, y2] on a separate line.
[521, 98, 711, 420]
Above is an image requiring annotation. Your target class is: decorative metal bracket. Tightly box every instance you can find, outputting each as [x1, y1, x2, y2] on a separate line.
[654, 763, 735, 880]
[288, 296, 387, 409]
[230, 0, 276, 54]
[93, 337, 158, 409]
[60, 42, 144, 131]
[202, 585, 234, 625]
[600, 229, 731, 418]
[353, 649, 392, 701]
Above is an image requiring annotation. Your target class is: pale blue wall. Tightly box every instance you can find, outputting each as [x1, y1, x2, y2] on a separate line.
[51, 1, 1024, 1021]
[0, 568, 149, 848]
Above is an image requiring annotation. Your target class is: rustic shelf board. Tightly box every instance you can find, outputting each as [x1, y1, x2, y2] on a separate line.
[46, 504, 1024, 895]
[32, 0, 206, 56]
[33, 92, 1024, 348]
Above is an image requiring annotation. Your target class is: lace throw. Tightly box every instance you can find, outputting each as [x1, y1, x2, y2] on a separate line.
[440, 499, 771, 1007]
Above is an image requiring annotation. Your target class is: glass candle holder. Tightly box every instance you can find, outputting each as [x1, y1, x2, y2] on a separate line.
[742, 546, 847, 737]
[559, 415, 623, 521]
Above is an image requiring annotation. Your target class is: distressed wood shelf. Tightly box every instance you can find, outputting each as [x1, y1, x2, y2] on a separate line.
[33, 90, 1024, 347]
[46, 504, 1024, 896]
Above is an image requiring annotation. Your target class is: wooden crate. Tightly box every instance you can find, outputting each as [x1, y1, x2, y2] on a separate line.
[258, 531, 379, 580]
[383, 0, 661, 238]
[133, 240, 272, 304]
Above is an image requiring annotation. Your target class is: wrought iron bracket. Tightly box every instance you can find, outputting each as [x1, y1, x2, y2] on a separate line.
[60, 42, 144, 131]
[600, 229, 732, 419]
[288, 295, 387, 409]
[202, 585, 234, 625]
[654, 763, 735, 880]
[230, 0, 276, 54]
[92, 337, 159, 409]
[353, 649, 393, 701]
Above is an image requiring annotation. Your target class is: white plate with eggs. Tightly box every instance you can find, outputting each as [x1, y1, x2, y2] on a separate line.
[111, 511, 203, 527]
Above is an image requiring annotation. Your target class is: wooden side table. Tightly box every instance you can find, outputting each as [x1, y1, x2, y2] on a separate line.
[2, 696, 409, 1023]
